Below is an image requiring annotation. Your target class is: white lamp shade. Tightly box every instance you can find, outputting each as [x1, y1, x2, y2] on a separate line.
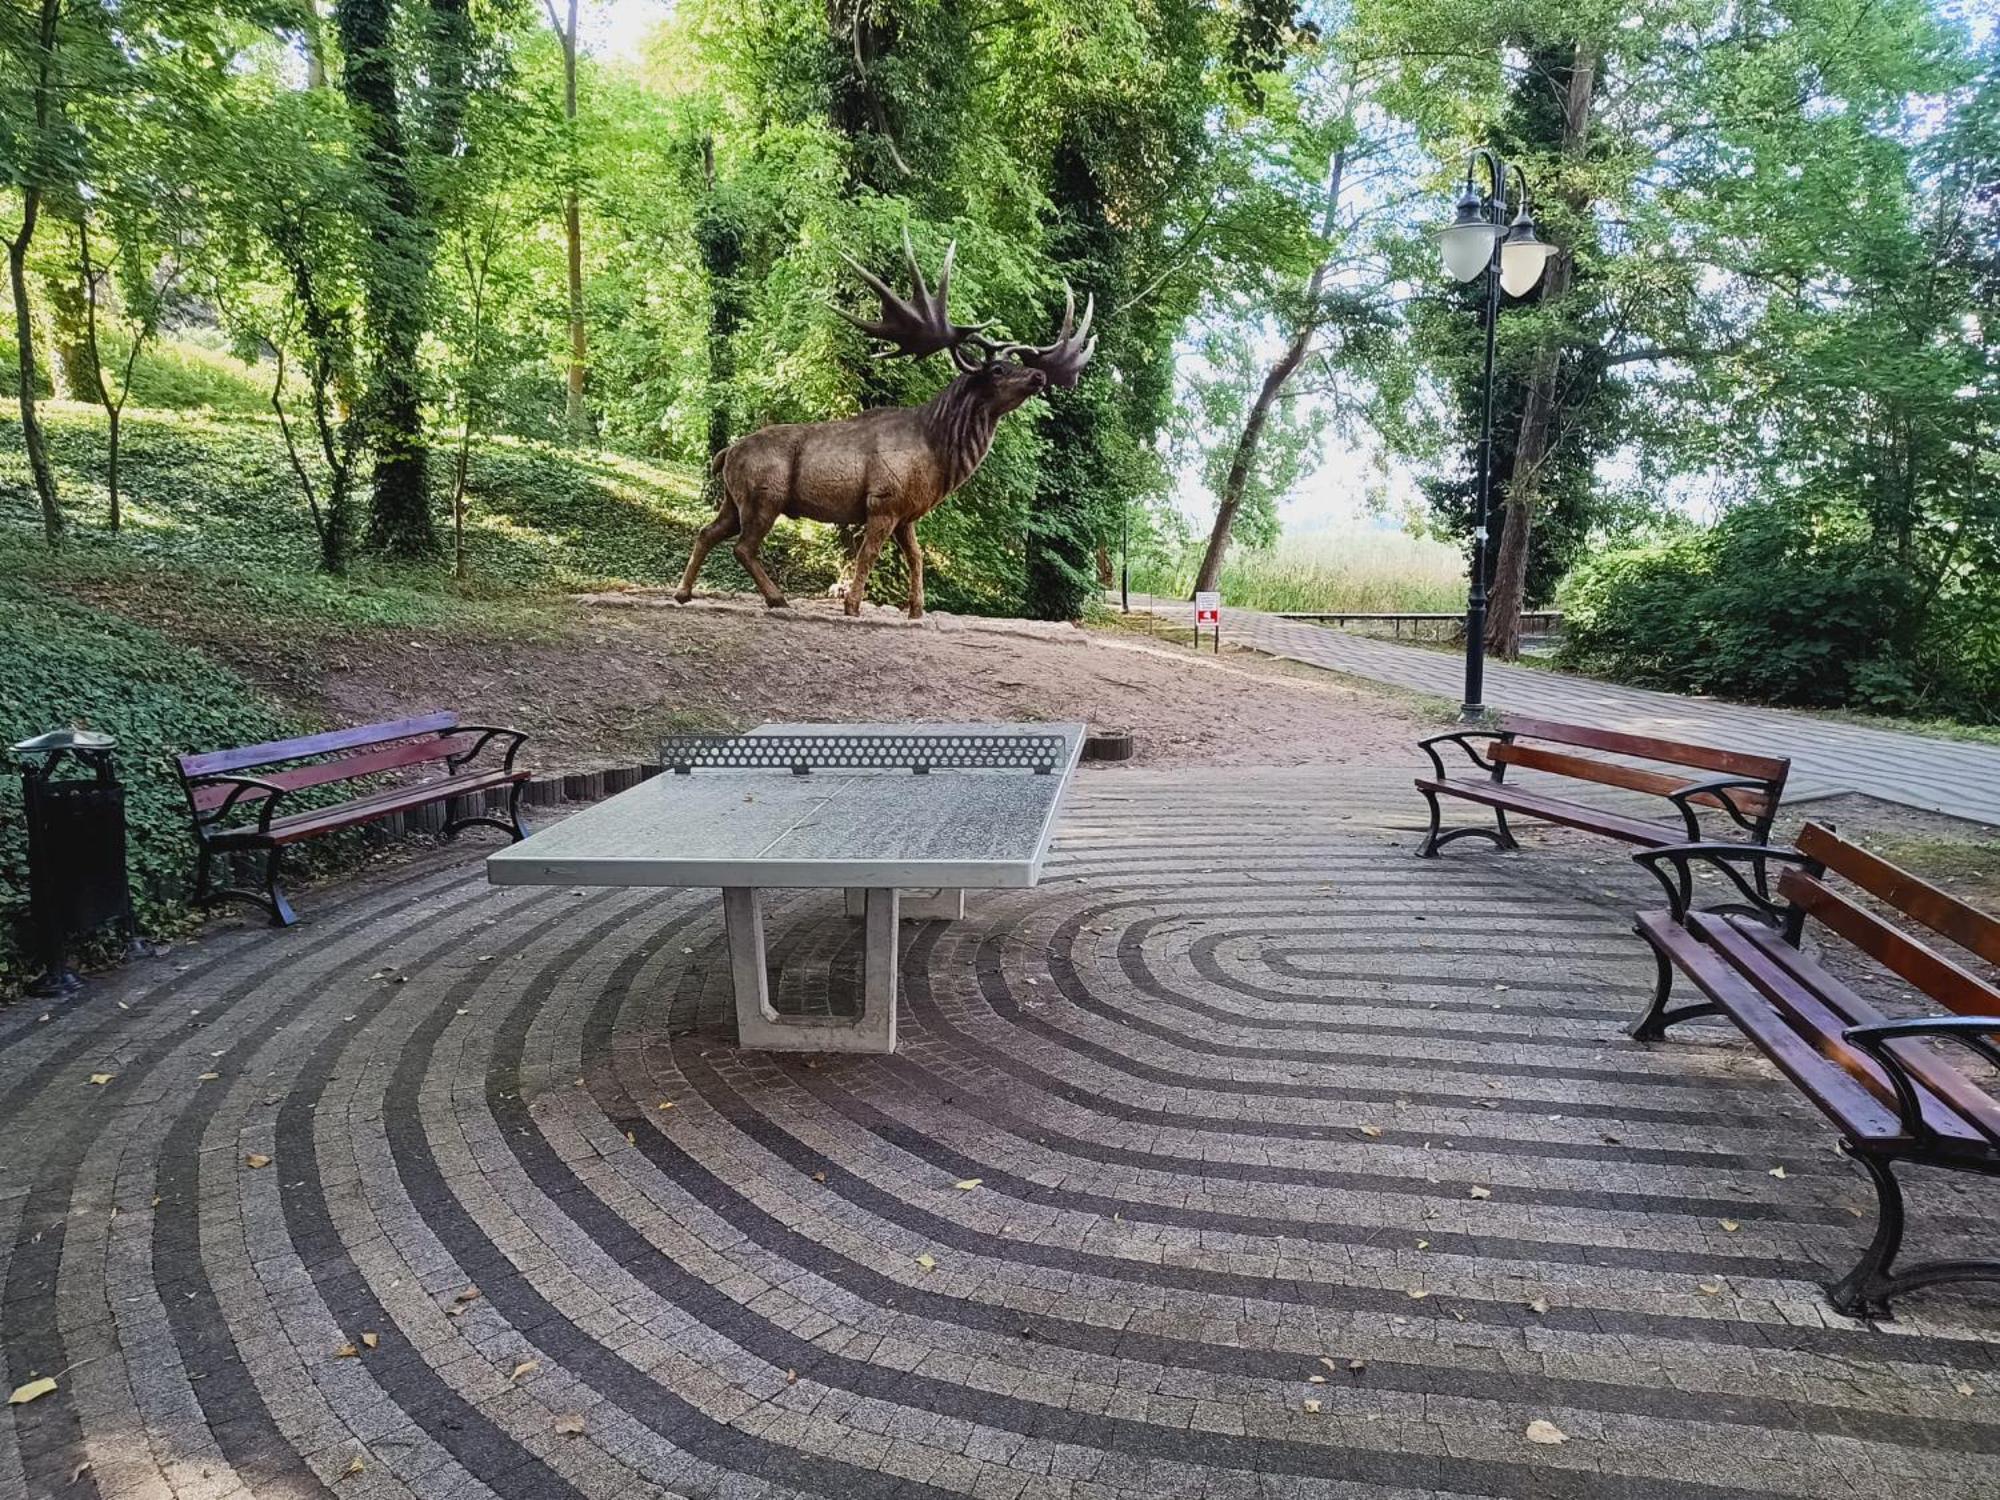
[1499, 238, 1555, 297]
[1440, 222, 1500, 282]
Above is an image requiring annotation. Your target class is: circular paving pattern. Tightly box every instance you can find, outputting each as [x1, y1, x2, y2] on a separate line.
[4, 767, 1999, 1500]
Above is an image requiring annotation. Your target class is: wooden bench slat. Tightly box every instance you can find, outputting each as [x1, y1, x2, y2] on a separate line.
[1729, 920, 2000, 1149]
[1636, 912, 1908, 1143]
[1495, 713, 1790, 783]
[1417, 776, 1681, 847]
[178, 712, 460, 778]
[1776, 868, 2000, 1019]
[188, 734, 469, 813]
[1692, 914, 1995, 1147]
[1490, 742, 1771, 818]
[1798, 823, 2000, 967]
[263, 768, 527, 843]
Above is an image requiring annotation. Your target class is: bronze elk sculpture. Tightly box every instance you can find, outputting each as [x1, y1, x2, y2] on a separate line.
[674, 236, 1096, 618]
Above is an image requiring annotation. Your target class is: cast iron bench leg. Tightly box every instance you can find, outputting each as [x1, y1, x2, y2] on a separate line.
[1415, 787, 1520, 858]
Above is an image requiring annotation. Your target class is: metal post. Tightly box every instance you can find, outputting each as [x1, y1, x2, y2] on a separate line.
[1462, 152, 1506, 722]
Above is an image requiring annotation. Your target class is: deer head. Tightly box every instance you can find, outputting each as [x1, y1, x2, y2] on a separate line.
[836, 230, 1097, 391]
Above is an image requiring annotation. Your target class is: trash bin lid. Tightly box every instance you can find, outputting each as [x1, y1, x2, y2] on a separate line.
[12, 728, 118, 756]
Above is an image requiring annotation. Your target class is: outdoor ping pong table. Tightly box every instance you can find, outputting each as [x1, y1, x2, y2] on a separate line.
[486, 722, 1085, 1053]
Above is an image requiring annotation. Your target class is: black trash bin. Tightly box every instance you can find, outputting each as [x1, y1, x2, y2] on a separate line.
[13, 729, 140, 996]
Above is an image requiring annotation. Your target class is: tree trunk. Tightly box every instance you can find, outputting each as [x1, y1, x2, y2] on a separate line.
[338, 0, 437, 558]
[1484, 42, 1597, 660]
[9, 207, 62, 546]
[545, 0, 587, 440]
[1192, 147, 1346, 597]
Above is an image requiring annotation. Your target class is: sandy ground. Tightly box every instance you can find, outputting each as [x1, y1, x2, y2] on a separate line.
[270, 591, 1443, 772]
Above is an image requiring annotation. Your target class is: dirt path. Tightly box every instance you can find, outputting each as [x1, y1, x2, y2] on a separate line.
[252, 592, 1443, 771]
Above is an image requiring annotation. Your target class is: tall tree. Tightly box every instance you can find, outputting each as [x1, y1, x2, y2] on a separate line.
[544, 0, 589, 439]
[4, 0, 68, 544]
[335, 0, 438, 556]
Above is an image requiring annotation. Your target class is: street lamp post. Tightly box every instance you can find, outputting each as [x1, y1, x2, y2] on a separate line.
[1437, 149, 1554, 720]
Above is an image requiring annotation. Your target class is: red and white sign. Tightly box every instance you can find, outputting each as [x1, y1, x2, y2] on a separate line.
[1194, 591, 1221, 627]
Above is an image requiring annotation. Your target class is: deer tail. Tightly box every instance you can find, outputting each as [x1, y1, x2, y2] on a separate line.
[709, 446, 729, 474]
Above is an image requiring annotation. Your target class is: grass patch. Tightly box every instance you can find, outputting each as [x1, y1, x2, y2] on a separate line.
[1131, 530, 1467, 615]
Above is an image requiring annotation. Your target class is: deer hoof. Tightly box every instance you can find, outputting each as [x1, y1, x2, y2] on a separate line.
[672, 590, 693, 605]
[765, 596, 790, 610]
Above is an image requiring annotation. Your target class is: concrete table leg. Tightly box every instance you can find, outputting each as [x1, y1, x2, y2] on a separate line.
[846, 887, 965, 921]
[727, 886, 899, 1054]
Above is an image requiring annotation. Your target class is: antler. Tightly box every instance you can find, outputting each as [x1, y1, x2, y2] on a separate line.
[1008, 282, 1097, 389]
[836, 229, 990, 371]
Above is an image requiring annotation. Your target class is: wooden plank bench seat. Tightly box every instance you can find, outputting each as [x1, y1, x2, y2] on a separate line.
[1415, 714, 1789, 867]
[177, 711, 531, 926]
[1631, 824, 2000, 1318]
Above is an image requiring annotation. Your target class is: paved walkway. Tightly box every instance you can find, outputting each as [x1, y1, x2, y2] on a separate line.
[1133, 602, 2000, 824]
[4, 769, 1997, 1500]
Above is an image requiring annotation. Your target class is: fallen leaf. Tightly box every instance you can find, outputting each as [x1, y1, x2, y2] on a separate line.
[1720, 1219, 1740, 1232]
[244, 1154, 271, 1169]
[511, 1360, 538, 1381]
[1469, 1185, 1492, 1200]
[915, 1253, 937, 1272]
[1349, 1360, 1367, 1372]
[88, 1074, 113, 1086]
[553, 1413, 587, 1437]
[361, 1333, 379, 1350]
[1308, 1374, 1326, 1384]
[785, 1369, 798, 1384]
[69, 1460, 92, 1483]
[198, 1072, 220, 1082]
[9, 1377, 57, 1405]
[624, 1131, 635, 1146]
[1768, 1166, 1787, 1180]
[341, 1457, 365, 1479]
[1416, 1239, 1429, 1250]
[1317, 1357, 1339, 1374]
[657, 1101, 676, 1111]
[811, 1171, 827, 1184]
[1698, 1282, 1723, 1296]
[1359, 1125, 1382, 1138]
[1525, 1419, 1568, 1445]
[1407, 1288, 1429, 1300]
[1528, 1298, 1549, 1315]
[953, 1179, 983, 1191]
[1302, 1399, 1321, 1413]
[335, 1343, 359, 1359]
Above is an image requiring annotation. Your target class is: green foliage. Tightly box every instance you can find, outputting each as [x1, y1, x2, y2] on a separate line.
[0, 581, 294, 988]
[1557, 503, 1940, 713]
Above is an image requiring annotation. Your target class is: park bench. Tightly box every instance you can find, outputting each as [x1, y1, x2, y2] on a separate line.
[1630, 822, 2000, 1318]
[1414, 714, 1788, 862]
[177, 711, 531, 927]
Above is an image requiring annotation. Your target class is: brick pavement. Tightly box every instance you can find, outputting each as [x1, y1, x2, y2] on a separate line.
[1127, 601, 2000, 824]
[2, 767, 1998, 1500]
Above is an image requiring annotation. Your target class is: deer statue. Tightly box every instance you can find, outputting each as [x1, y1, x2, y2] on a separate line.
[674, 234, 1096, 618]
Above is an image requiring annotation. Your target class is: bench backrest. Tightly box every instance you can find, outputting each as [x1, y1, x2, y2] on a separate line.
[1782, 822, 2000, 1013]
[1490, 713, 1790, 819]
[177, 712, 463, 815]
[1776, 822, 2000, 1145]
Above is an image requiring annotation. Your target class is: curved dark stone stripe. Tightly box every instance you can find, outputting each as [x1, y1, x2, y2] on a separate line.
[961, 921, 1780, 1130]
[4, 862, 492, 1500]
[524, 928, 1814, 1500]
[653, 1047, 2000, 1457]
[372, 889, 977, 1500]
[795, 1057, 1839, 1283]
[1043, 905, 1761, 1090]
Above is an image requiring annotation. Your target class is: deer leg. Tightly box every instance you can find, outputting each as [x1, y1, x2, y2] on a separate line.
[732, 502, 789, 608]
[894, 520, 924, 619]
[674, 501, 740, 603]
[845, 515, 895, 617]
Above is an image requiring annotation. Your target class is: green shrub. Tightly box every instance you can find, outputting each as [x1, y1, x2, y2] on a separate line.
[1558, 502, 1923, 711]
[0, 582, 300, 989]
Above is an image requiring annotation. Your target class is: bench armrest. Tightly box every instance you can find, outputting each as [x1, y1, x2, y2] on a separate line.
[1843, 1018, 2000, 1141]
[1633, 841, 1818, 925]
[187, 774, 289, 835]
[1665, 775, 1777, 841]
[1416, 729, 1512, 781]
[447, 725, 528, 773]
